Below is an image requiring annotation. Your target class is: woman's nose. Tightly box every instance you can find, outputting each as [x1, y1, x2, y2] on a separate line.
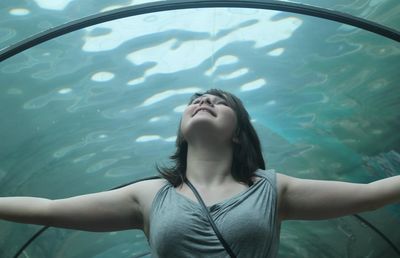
[199, 97, 213, 106]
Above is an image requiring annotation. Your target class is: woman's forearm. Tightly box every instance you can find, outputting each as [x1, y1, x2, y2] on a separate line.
[0, 196, 52, 225]
[369, 175, 400, 209]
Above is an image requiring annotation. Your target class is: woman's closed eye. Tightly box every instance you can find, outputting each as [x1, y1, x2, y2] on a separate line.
[217, 101, 228, 106]
[191, 99, 227, 105]
[191, 99, 229, 106]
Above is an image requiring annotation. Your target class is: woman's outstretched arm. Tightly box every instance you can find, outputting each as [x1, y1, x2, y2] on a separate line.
[0, 180, 158, 232]
[277, 173, 400, 220]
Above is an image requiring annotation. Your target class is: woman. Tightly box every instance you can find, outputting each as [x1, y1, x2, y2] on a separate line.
[0, 88, 399, 257]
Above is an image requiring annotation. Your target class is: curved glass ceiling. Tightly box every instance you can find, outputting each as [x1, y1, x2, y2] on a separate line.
[1, 1, 399, 258]
[1, 0, 399, 50]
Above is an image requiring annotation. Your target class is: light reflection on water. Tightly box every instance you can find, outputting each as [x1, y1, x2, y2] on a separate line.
[0, 2, 400, 258]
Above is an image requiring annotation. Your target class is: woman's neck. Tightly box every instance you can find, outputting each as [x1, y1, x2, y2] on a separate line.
[185, 143, 235, 187]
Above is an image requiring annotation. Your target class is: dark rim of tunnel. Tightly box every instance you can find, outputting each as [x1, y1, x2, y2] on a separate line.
[1, 0, 400, 61]
[2, 1, 399, 257]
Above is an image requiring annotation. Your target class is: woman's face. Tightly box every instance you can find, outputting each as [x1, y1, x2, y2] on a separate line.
[180, 94, 238, 144]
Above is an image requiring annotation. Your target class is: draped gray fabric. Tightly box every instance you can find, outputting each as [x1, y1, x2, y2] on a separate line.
[149, 169, 280, 257]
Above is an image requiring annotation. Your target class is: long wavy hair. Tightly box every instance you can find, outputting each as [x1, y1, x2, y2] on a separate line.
[156, 89, 265, 187]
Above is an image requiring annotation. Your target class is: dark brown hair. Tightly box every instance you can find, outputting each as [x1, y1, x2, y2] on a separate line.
[156, 88, 265, 186]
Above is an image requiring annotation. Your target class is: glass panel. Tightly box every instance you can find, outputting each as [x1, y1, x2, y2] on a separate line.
[0, 0, 166, 49]
[22, 228, 150, 258]
[1, 6, 399, 258]
[281, 0, 400, 30]
[1, 0, 399, 49]
[280, 216, 400, 257]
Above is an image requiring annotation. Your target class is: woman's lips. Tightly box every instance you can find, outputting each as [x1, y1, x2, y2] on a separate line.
[193, 107, 216, 117]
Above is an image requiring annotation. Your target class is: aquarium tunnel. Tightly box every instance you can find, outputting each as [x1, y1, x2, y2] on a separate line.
[0, 0, 399, 257]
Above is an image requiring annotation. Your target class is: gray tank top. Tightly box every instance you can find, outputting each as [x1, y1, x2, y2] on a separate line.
[149, 169, 280, 258]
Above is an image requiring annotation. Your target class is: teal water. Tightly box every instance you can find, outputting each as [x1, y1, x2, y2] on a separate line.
[1, 1, 400, 257]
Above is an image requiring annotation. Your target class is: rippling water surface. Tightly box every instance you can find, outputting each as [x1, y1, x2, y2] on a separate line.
[1, 1, 399, 257]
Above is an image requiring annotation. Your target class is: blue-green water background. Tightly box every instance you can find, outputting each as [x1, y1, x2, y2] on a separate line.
[1, 0, 400, 257]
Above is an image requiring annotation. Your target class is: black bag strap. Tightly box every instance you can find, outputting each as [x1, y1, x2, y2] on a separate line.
[184, 178, 237, 258]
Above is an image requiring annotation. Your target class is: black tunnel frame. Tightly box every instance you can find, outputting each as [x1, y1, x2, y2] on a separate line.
[1, 1, 399, 257]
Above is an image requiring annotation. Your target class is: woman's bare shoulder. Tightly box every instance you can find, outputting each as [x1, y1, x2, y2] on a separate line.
[125, 177, 166, 190]
[136, 178, 168, 191]
[126, 178, 168, 204]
